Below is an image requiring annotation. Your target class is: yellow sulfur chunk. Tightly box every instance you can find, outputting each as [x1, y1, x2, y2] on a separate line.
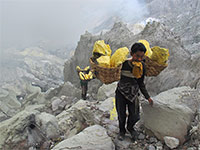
[138, 39, 152, 58]
[110, 98, 117, 120]
[110, 47, 129, 67]
[93, 40, 112, 56]
[97, 56, 111, 68]
[150, 46, 169, 65]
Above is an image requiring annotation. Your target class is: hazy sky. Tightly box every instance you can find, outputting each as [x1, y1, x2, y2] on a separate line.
[0, 0, 147, 50]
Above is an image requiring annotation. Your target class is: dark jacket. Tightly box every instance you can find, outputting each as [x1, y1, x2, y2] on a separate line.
[117, 60, 150, 102]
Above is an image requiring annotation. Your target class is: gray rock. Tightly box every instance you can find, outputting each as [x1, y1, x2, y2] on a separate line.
[56, 82, 81, 98]
[187, 147, 196, 150]
[51, 97, 63, 111]
[148, 144, 156, 150]
[97, 97, 115, 112]
[142, 86, 200, 144]
[51, 96, 69, 115]
[197, 79, 200, 91]
[22, 83, 47, 106]
[97, 82, 117, 101]
[0, 112, 8, 122]
[52, 125, 115, 150]
[150, 137, 158, 143]
[156, 145, 163, 150]
[35, 112, 60, 139]
[56, 100, 96, 138]
[164, 136, 179, 149]
[0, 88, 21, 117]
[138, 133, 145, 140]
[155, 141, 163, 150]
[45, 82, 81, 100]
[29, 147, 37, 150]
[0, 105, 45, 150]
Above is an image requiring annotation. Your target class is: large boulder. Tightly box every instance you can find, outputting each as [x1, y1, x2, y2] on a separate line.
[52, 125, 115, 150]
[20, 84, 48, 109]
[0, 105, 47, 150]
[45, 81, 81, 100]
[141, 86, 200, 144]
[35, 112, 60, 139]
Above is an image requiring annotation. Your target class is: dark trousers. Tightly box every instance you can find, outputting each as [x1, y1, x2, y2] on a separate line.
[80, 80, 88, 100]
[115, 89, 140, 134]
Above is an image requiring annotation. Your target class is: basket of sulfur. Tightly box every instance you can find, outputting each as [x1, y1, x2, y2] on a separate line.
[90, 40, 129, 84]
[139, 40, 169, 76]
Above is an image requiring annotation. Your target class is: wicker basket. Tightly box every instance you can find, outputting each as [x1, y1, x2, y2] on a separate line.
[90, 58, 122, 84]
[144, 56, 168, 76]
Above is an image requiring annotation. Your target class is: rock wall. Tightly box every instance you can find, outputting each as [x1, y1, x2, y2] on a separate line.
[64, 21, 200, 96]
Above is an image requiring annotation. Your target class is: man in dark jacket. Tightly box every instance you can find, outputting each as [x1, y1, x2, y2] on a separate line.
[115, 43, 153, 141]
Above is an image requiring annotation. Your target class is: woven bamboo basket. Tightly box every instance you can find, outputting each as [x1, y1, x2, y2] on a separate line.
[90, 58, 122, 84]
[144, 56, 168, 76]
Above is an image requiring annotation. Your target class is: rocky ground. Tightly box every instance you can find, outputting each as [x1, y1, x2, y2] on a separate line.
[0, 81, 200, 150]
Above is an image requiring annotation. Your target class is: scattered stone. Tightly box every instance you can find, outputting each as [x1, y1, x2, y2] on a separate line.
[156, 141, 163, 150]
[138, 133, 145, 140]
[164, 136, 179, 149]
[29, 147, 36, 150]
[148, 144, 156, 150]
[156, 145, 163, 150]
[187, 147, 196, 150]
[150, 137, 158, 143]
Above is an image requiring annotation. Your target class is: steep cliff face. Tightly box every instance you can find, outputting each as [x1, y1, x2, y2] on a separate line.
[64, 21, 200, 96]
[146, 0, 200, 54]
[132, 22, 199, 95]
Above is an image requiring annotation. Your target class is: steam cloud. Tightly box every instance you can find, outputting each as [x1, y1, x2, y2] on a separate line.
[1, 0, 147, 50]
